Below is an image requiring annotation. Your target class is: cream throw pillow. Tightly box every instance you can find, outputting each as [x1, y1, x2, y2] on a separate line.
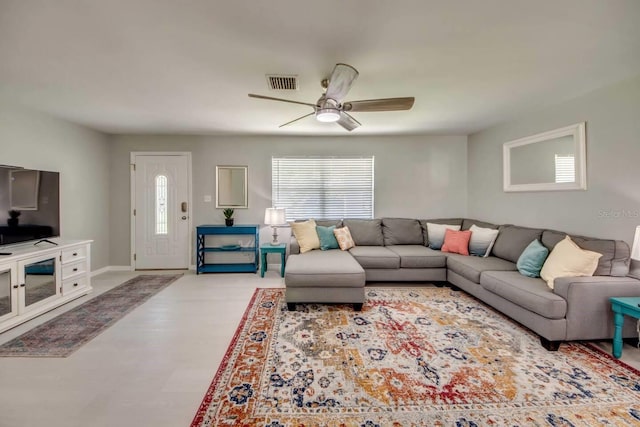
[290, 219, 320, 253]
[540, 236, 602, 289]
[333, 226, 355, 251]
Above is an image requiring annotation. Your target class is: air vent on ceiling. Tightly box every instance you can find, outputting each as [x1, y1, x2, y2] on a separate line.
[266, 74, 298, 91]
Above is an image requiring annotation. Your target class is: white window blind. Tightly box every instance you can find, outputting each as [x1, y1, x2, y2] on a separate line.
[272, 156, 374, 220]
[555, 155, 575, 183]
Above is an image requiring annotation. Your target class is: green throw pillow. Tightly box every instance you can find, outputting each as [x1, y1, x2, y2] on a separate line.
[316, 225, 339, 250]
[517, 239, 550, 278]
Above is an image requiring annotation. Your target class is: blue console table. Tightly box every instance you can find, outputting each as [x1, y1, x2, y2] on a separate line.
[196, 225, 259, 274]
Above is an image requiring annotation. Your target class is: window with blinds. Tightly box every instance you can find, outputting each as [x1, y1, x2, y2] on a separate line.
[555, 155, 575, 183]
[272, 156, 374, 220]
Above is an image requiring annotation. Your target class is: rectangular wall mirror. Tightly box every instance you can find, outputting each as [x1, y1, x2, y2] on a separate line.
[216, 165, 248, 208]
[503, 122, 586, 192]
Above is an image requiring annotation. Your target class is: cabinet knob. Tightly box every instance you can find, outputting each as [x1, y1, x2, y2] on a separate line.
[12, 285, 18, 289]
[20, 283, 25, 287]
[73, 252, 78, 256]
[73, 283, 78, 287]
[73, 268, 78, 272]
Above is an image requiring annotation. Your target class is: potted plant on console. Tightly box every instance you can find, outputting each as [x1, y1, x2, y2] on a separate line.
[223, 208, 234, 226]
[7, 210, 20, 227]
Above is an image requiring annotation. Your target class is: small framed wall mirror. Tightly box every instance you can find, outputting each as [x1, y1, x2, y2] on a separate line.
[216, 165, 248, 208]
[503, 122, 586, 192]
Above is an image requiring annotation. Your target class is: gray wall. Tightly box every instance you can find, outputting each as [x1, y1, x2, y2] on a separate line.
[468, 73, 640, 246]
[109, 134, 468, 266]
[0, 101, 111, 270]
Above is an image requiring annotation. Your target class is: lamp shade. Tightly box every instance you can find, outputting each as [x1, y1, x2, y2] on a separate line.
[264, 208, 286, 226]
[632, 226, 640, 261]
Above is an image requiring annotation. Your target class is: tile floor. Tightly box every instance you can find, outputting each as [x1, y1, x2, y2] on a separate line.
[0, 271, 638, 427]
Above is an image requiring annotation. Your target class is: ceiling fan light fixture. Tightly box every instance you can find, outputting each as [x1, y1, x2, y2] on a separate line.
[316, 108, 340, 122]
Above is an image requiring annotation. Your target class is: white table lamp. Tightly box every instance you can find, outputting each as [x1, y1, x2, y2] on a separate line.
[630, 226, 640, 279]
[264, 208, 286, 245]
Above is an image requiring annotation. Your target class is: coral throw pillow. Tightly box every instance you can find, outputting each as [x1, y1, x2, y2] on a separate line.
[333, 226, 355, 251]
[441, 229, 472, 256]
[540, 235, 602, 289]
[290, 219, 320, 253]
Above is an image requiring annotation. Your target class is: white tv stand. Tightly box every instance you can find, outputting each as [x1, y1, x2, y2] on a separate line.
[0, 239, 92, 333]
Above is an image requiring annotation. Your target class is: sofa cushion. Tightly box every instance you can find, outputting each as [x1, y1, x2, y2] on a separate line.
[386, 245, 447, 268]
[343, 219, 384, 246]
[382, 218, 424, 245]
[419, 218, 464, 246]
[425, 222, 462, 250]
[285, 250, 364, 288]
[541, 230, 630, 277]
[349, 246, 400, 269]
[316, 225, 339, 250]
[447, 254, 517, 284]
[316, 219, 343, 228]
[540, 236, 602, 289]
[492, 225, 544, 263]
[462, 219, 499, 231]
[516, 239, 549, 278]
[290, 219, 320, 253]
[333, 226, 356, 251]
[481, 271, 567, 319]
[468, 225, 500, 257]
[441, 229, 472, 255]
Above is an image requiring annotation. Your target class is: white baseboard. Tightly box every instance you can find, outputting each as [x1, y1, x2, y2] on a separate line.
[91, 265, 133, 276]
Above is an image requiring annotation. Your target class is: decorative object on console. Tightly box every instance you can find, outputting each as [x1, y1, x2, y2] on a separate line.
[426, 222, 461, 250]
[289, 219, 320, 253]
[223, 208, 234, 226]
[264, 208, 286, 245]
[441, 229, 472, 255]
[7, 210, 20, 227]
[540, 235, 602, 289]
[468, 224, 499, 257]
[630, 226, 640, 279]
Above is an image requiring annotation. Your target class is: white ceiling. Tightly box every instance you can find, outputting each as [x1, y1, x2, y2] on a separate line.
[1, 0, 639, 136]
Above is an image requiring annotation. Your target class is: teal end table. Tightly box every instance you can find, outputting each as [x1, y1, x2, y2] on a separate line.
[609, 296, 640, 359]
[260, 243, 286, 278]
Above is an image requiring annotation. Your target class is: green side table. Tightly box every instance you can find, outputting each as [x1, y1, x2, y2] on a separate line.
[609, 296, 640, 359]
[260, 243, 286, 278]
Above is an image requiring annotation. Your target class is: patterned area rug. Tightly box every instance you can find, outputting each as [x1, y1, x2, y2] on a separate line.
[192, 287, 640, 426]
[0, 274, 182, 357]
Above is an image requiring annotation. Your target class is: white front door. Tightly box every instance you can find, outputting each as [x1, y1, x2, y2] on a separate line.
[132, 153, 191, 269]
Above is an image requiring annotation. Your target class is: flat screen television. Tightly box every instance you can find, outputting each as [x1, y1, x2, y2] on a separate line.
[0, 165, 60, 246]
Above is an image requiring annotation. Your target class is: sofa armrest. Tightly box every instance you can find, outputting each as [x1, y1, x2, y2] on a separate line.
[554, 276, 640, 340]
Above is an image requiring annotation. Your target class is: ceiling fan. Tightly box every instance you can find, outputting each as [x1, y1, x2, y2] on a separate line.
[248, 63, 415, 131]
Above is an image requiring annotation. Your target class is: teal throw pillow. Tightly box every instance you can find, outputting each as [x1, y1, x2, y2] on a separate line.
[316, 225, 339, 250]
[517, 239, 550, 278]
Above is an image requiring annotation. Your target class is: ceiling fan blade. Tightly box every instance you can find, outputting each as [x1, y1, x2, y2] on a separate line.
[343, 97, 415, 112]
[278, 112, 315, 128]
[248, 94, 317, 108]
[324, 63, 359, 103]
[337, 111, 361, 132]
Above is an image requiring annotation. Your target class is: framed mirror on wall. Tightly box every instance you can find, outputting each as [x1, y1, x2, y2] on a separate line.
[503, 122, 586, 192]
[216, 165, 248, 208]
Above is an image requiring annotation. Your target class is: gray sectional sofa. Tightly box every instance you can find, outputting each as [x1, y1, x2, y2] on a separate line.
[285, 218, 640, 350]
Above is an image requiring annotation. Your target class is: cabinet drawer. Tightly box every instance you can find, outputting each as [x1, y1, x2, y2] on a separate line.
[62, 276, 88, 295]
[61, 246, 87, 264]
[61, 261, 87, 280]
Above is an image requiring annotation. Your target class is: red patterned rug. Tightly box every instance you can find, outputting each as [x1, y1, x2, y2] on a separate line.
[0, 274, 182, 357]
[191, 287, 640, 426]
